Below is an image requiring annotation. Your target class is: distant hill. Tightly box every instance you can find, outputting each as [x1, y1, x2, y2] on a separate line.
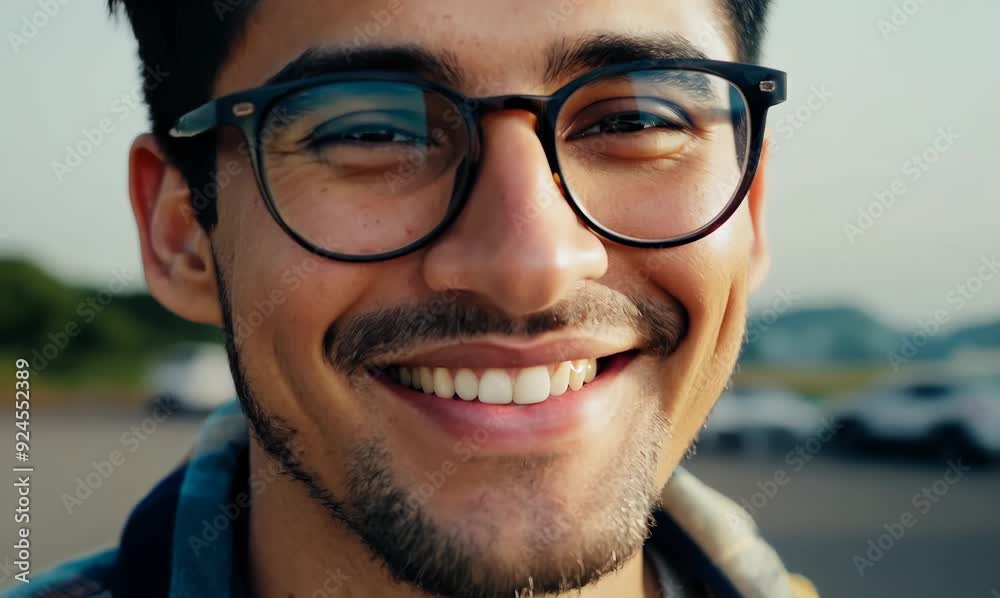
[0, 257, 221, 377]
[944, 320, 1000, 351]
[740, 304, 1000, 366]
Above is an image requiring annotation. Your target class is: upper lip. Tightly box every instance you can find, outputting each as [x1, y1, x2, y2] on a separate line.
[372, 333, 642, 369]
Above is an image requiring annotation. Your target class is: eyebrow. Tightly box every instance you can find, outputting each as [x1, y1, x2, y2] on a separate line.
[266, 45, 466, 88]
[267, 31, 709, 91]
[542, 32, 709, 85]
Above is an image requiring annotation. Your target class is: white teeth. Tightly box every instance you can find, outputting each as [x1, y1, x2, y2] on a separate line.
[478, 369, 513, 404]
[390, 358, 603, 404]
[433, 367, 454, 399]
[419, 367, 434, 394]
[454, 369, 478, 400]
[513, 366, 551, 405]
[549, 362, 570, 396]
[568, 360, 587, 391]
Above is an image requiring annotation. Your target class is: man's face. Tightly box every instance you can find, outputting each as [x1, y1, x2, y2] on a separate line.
[201, 0, 765, 595]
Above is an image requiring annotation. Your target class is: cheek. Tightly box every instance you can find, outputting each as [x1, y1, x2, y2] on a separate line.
[214, 164, 377, 406]
[642, 202, 756, 325]
[224, 252, 381, 454]
[215, 146, 365, 351]
[231, 253, 372, 372]
[639, 205, 755, 465]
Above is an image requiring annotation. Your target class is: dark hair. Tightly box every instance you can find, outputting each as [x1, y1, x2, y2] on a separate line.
[722, 0, 771, 66]
[108, 0, 261, 231]
[108, 0, 771, 232]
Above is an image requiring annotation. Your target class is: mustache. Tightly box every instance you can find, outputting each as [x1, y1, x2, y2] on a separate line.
[324, 282, 689, 371]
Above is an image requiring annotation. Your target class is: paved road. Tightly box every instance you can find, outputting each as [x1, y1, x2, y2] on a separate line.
[1, 407, 997, 596]
[684, 450, 1000, 597]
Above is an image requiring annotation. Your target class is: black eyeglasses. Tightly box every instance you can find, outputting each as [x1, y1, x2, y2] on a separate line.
[171, 59, 786, 262]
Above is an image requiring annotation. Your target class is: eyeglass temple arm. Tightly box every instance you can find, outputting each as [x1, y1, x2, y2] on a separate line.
[168, 101, 220, 139]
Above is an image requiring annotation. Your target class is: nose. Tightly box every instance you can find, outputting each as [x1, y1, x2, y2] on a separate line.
[422, 112, 608, 316]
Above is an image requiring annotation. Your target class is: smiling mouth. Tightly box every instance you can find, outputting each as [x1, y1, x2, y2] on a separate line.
[368, 350, 640, 405]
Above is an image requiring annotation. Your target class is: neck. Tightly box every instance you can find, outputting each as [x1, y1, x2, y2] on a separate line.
[247, 447, 661, 598]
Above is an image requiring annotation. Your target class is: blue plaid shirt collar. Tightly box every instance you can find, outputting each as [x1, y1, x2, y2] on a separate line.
[168, 400, 251, 598]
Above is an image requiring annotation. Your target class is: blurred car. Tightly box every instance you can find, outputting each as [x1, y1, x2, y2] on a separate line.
[830, 380, 1000, 462]
[146, 343, 236, 413]
[703, 386, 824, 453]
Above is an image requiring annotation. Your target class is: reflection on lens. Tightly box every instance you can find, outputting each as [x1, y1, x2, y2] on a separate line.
[261, 81, 470, 256]
[556, 70, 750, 241]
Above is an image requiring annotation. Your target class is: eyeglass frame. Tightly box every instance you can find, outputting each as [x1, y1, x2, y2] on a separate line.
[170, 58, 787, 263]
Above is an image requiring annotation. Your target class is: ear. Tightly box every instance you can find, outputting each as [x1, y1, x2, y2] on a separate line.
[128, 134, 223, 327]
[746, 139, 771, 292]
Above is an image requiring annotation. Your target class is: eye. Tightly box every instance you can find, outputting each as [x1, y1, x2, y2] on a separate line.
[568, 109, 691, 140]
[303, 109, 437, 151]
[309, 125, 431, 149]
[561, 99, 700, 161]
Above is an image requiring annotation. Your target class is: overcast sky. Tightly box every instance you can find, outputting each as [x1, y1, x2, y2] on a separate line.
[2, 1, 998, 331]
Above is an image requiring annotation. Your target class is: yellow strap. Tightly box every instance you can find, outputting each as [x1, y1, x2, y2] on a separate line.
[788, 573, 820, 598]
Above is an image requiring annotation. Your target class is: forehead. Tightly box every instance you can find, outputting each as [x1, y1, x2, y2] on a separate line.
[218, 0, 734, 96]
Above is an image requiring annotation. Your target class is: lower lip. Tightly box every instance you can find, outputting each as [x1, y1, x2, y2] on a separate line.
[374, 352, 639, 453]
